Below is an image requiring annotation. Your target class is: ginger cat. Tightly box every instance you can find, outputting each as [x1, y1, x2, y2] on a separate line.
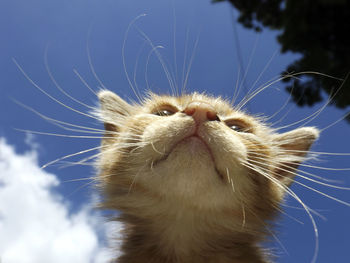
[96, 90, 318, 263]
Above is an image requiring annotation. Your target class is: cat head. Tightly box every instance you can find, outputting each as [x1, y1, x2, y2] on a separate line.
[96, 90, 319, 227]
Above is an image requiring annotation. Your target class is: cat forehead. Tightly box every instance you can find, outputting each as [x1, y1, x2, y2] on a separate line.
[143, 93, 247, 118]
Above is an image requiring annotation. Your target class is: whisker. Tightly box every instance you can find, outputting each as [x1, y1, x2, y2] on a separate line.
[135, 26, 177, 96]
[247, 158, 350, 207]
[13, 99, 106, 134]
[41, 145, 103, 169]
[276, 204, 306, 225]
[303, 75, 349, 129]
[273, 79, 346, 131]
[226, 168, 235, 192]
[66, 178, 98, 198]
[62, 177, 97, 183]
[128, 162, 149, 195]
[280, 149, 350, 156]
[248, 157, 350, 191]
[171, 3, 179, 97]
[86, 33, 108, 91]
[13, 58, 101, 121]
[133, 41, 147, 98]
[181, 27, 190, 94]
[320, 111, 350, 132]
[237, 71, 342, 111]
[59, 161, 96, 168]
[44, 46, 95, 110]
[234, 33, 260, 110]
[266, 79, 298, 123]
[145, 45, 165, 92]
[122, 14, 147, 102]
[246, 50, 279, 99]
[249, 205, 290, 255]
[150, 141, 165, 155]
[242, 161, 319, 263]
[281, 203, 327, 221]
[231, 66, 242, 105]
[73, 69, 98, 96]
[15, 129, 106, 139]
[183, 31, 200, 94]
[247, 149, 350, 176]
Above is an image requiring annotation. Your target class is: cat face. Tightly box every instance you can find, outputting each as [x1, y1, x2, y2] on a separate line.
[97, 90, 318, 225]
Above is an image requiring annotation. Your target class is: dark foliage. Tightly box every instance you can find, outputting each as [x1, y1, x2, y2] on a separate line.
[213, 0, 350, 120]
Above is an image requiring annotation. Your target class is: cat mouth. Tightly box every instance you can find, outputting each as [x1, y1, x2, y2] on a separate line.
[153, 134, 226, 181]
[179, 135, 215, 160]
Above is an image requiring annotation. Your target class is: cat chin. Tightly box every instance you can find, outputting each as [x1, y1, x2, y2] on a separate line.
[161, 136, 215, 163]
[147, 123, 248, 187]
[177, 135, 212, 154]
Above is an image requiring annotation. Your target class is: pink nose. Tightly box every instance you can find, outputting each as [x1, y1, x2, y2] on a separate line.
[184, 101, 219, 124]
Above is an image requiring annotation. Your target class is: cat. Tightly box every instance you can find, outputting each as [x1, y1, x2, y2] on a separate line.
[96, 90, 319, 263]
[11, 10, 348, 262]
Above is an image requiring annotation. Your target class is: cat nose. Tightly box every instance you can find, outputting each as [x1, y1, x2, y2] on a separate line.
[184, 101, 220, 124]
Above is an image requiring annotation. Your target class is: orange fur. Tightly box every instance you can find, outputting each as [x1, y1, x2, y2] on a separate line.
[96, 91, 319, 263]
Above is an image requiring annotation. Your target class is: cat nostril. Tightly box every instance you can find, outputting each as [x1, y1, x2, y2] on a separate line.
[184, 101, 219, 124]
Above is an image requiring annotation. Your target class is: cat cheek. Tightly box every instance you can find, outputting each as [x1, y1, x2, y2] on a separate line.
[208, 128, 248, 160]
[205, 132, 248, 173]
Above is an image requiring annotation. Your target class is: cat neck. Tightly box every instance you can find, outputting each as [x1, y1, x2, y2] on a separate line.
[116, 209, 270, 263]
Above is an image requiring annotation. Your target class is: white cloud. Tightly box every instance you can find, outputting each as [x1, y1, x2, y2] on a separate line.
[0, 137, 120, 263]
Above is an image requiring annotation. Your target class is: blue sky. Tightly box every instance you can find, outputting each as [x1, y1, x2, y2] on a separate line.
[1, 0, 349, 262]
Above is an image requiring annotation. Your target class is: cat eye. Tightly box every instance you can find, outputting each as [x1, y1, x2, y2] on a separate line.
[225, 120, 251, 133]
[152, 105, 178, 116]
[229, 125, 246, 132]
[153, 109, 175, 116]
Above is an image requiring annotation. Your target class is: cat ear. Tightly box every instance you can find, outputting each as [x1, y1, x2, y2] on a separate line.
[98, 90, 133, 132]
[272, 127, 319, 186]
